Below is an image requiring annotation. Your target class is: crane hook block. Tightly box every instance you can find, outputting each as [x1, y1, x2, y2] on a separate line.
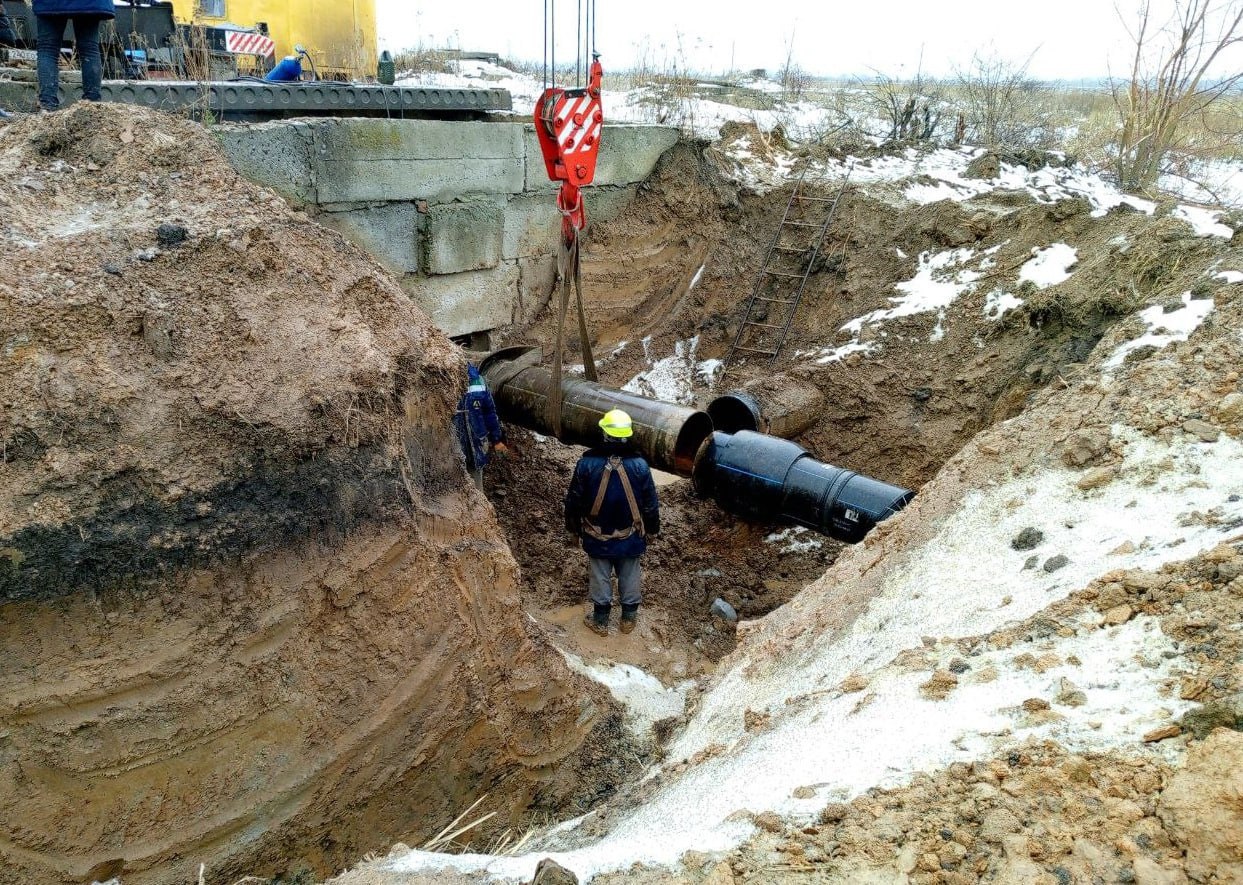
[535, 56, 604, 241]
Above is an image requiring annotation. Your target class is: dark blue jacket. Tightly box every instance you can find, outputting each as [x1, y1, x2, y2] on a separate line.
[33, 0, 115, 18]
[565, 443, 660, 558]
[453, 365, 504, 471]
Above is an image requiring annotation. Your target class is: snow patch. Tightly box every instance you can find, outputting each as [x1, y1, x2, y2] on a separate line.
[842, 247, 980, 338]
[1018, 243, 1078, 288]
[560, 651, 690, 738]
[1172, 205, 1234, 239]
[1104, 293, 1216, 371]
[764, 527, 824, 555]
[689, 264, 706, 291]
[623, 336, 718, 404]
[811, 341, 877, 364]
[1215, 270, 1243, 284]
[984, 289, 1024, 320]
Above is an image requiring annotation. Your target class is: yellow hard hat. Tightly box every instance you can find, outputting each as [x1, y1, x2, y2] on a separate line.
[599, 409, 634, 438]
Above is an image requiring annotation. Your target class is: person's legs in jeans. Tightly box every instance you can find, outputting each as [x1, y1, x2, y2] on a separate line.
[71, 16, 103, 102]
[36, 15, 69, 110]
[616, 557, 642, 631]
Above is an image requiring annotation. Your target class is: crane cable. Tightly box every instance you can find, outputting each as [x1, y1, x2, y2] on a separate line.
[543, 0, 600, 435]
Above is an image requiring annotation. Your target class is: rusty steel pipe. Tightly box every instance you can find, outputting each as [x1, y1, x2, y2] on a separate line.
[480, 350, 713, 476]
[707, 376, 827, 439]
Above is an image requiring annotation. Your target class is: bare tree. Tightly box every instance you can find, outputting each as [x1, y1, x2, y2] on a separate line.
[1112, 0, 1243, 192]
[954, 49, 1051, 148]
[779, 27, 809, 101]
[863, 56, 946, 145]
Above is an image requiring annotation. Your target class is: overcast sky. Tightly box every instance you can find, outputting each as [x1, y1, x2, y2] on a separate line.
[372, 1, 1223, 81]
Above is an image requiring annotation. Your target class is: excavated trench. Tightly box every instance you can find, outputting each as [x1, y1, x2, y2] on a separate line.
[3, 106, 1231, 885]
[488, 134, 1156, 680]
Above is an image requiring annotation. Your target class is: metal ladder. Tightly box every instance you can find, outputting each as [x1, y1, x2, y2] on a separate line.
[720, 167, 850, 378]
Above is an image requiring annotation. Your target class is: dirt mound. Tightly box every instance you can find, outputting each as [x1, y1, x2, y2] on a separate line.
[566, 200, 1242, 884]
[0, 102, 463, 597]
[0, 104, 610, 883]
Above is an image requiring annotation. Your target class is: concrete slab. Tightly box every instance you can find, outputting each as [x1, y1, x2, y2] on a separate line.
[313, 119, 525, 202]
[595, 125, 680, 186]
[502, 192, 562, 261]
[314, 118, 525, 160]
[316, 156, 524, 204]
[402, 264, 521, 338]
[522, 124, 678, 191]
[217, 122, 316, 204]
[516, 255, 558, 325]
[425, 199, 505, 274]
[318, 202, 423, 274]
[502, 185, 638, 260]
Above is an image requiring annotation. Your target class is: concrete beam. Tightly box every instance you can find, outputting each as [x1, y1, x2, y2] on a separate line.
[216, 122, 316, 204]
[522, 124, 679, 191]
[402, 264, 521, 338]
[318, 203, 424, 274]
[425, 200, 505, 274]
[313, 119, 525, 203]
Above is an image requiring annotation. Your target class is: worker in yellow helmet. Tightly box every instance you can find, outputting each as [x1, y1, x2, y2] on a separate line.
[564, 409, 660, 636]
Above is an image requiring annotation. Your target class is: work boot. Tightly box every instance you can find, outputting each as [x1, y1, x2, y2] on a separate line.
[619, 603, 639, 634]
[584, 603, 610, 637]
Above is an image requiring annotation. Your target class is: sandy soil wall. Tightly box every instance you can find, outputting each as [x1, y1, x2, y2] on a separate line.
[0, 104, 593, 883]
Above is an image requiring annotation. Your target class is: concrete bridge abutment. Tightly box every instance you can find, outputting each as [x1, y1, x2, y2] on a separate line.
[217, 118, 679, 339]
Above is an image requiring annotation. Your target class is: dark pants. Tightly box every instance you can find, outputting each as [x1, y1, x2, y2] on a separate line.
[37, 14, 104, 110]
[0, 10, 17, 47]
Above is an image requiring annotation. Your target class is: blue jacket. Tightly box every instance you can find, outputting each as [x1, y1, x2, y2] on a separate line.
[564, 443, 660, 558]
[33, 0, 116, 18]
[453, 365, 504, 471]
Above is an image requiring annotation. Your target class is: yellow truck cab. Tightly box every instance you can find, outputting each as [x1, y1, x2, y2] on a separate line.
[167, 0, 377, 81]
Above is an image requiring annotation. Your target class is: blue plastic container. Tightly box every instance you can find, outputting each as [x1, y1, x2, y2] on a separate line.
[265, 55, 303, 82]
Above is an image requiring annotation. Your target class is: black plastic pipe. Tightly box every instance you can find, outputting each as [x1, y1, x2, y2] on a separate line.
[693, 430, 913, 543]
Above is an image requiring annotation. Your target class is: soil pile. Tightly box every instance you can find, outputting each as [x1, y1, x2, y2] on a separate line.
[0, 104, 610, 884]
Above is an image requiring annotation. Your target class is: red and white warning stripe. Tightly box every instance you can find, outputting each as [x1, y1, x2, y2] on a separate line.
[224, 31, 276, 58]
[556, 94, 602, 156]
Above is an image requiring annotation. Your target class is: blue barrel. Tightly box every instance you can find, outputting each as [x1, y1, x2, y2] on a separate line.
[265, 55, 303, 82]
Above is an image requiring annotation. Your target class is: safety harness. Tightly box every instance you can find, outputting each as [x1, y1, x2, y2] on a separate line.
[581, 455, 645, 542]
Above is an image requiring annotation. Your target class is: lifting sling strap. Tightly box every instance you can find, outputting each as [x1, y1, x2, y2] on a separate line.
[582, 455, 645, 542]
[547, 235, 597, 435]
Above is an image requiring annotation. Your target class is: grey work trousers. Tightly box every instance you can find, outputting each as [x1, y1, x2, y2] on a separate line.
[588, 556, 642, 607]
